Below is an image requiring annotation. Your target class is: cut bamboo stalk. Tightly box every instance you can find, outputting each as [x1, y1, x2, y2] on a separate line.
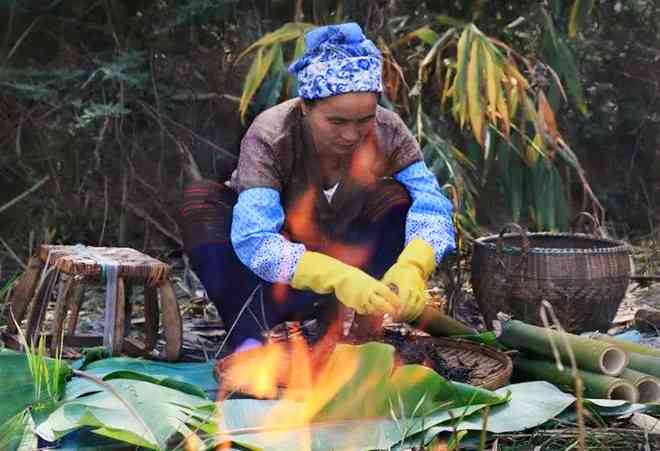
[619, 369, 660, 403]
[591, 333, 660, 358]
[411, 305, 477, 337]
[499, 320, 628, 376]
[626, 352, 660, 380]
[514, 356, 638, 402]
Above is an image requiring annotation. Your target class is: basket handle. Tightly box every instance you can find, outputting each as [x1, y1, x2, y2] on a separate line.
[495, 223, 530, 273]
[496, 223, 530, 255]
[571, 212, 604, 237]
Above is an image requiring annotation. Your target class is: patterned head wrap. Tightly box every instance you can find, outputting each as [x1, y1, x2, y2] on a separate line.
[289, 22, 382, 100]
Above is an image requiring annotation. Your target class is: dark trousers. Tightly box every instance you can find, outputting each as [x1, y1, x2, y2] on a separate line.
[182, 180, 409, 349]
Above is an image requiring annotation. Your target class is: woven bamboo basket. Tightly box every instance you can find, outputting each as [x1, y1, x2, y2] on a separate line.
[471, 221, 631, 333]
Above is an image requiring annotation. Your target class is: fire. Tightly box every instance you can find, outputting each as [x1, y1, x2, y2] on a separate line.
[285, 187, 323, 249]
[216, 316, 369, 448]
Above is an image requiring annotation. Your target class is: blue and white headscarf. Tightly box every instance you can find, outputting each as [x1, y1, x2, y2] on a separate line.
[289, 22, 383, 100]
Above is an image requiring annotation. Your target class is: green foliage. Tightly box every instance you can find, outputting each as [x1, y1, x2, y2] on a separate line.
[75, 102, 131, 129]
[87, 50, 148, 88]
[540, 10, 589, 115]
[175, 0, 238, 25]
[0, 68, 85, 100]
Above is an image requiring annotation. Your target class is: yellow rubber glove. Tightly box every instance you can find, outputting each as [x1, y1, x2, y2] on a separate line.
[382, 239, 436, 322]
[291, 251, 401, 316]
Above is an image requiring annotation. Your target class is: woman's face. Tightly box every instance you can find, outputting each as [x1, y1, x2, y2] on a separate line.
[302, 92, 378, 159]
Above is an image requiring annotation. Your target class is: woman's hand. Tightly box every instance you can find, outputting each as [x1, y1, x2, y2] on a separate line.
[291, 251, 401, 316]
[381, 239, 436, 322]
[382, 263, 428, 321]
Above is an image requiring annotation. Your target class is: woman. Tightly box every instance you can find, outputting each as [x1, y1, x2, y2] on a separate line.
[181, 23, 455, 354]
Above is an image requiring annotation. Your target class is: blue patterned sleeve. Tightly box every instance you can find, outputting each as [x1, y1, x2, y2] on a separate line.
[230, 187, 306, 283]
[393, 161, 456, 265]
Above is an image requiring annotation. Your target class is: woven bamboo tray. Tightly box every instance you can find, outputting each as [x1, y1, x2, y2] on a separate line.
[405, 336, 512, 390]
[215, 335, 512, 396]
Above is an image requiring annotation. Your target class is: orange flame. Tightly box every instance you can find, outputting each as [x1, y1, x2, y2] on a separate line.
[216, 315, 371, 448]
[285, 187, 323, 248]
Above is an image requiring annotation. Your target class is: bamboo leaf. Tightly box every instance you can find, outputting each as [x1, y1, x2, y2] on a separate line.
[507, 82, 520, 120]
[522, 94, 537, 126]
[398, 26, 440, 46]
[537, 90, 561, 153]
[435, 15, 469, 28]
[235, 22, 314, 63]
[466, 40, 484, 145]
[496, 85, 511, 137]
[419, 29, 455, 83]
[526, 133, 544, 166]
[482, 42, 500, 125]
[454, 28, 473, 127]
[541, 11, 588, 115]
[568, 0, 594, 39]
[441, 66, 454, 108]
[503, 63, 529, 91]
[253, 46, 286, 113]
[286, 35, 308, 98]
[293, 34, 307, 60]
[239, 45, 279, 123]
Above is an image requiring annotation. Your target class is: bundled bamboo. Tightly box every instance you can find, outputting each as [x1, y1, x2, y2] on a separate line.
[499, 320, 628, 376]
[514, 357, 638, 402]
[626, 352, 660, 380]
[619, 369, 660, 403]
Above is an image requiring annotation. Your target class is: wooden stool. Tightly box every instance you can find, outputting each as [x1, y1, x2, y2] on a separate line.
[3, 245, 182, 361]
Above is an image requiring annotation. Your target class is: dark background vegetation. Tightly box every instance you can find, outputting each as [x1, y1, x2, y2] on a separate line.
[1, 0, 659, 282]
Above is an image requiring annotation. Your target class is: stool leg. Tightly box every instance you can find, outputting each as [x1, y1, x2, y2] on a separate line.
[66, 283, 84, 335]
[124, 282, 133, 337]
[6, 256, 43, 334]
[158, 280, 182, 361]
[109, 277, 126, 355]
[25, 268, 58, 345]
[50, 276, 77, 356]
[143, 285, 159, 353]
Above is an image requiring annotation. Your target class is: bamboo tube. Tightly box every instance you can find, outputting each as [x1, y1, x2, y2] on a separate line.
[619, 368, 660, 403]
[591, 333, 660, 358]
[411, 305, 477, 337]
[514, 357, 638, 402]
[626, 352, 660, 380]
[499, 320, 628, 376]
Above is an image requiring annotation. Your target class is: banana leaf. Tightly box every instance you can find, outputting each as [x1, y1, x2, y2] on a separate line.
[0, 349, 71, 451]
[213, 381, 579, 451]
[65, 357, 217, 400]
[0, 410, 37, 451]
[0, 349, 71, 427]
[35, 378, 216, 450]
